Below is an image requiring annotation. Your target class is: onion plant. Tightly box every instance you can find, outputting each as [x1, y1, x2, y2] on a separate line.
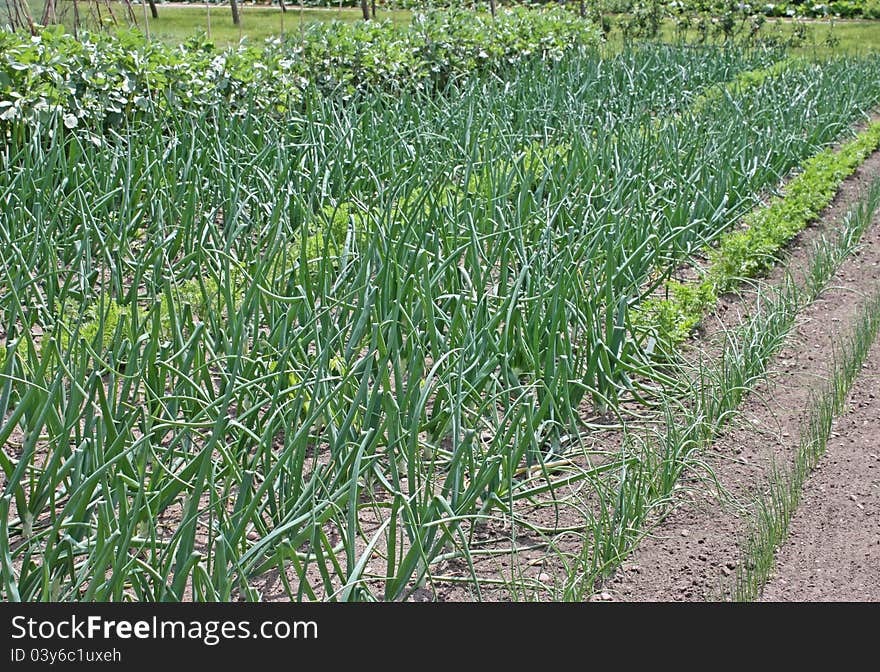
[2, 45, 880, 601]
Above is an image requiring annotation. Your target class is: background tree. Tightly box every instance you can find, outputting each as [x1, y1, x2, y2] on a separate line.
[40, 0, 57, 25]
[4, 0, 35, 33]
[3, 0, 136, 36]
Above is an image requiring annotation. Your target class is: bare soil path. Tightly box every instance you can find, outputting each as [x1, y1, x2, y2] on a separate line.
[609, 149, 880, 602]
[759, 341, 880, 602]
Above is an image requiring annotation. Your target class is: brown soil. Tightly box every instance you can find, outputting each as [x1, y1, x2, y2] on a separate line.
[760, 343, 880, 602]
[609, 148, 880, 602]
[426, 141, 880, 602]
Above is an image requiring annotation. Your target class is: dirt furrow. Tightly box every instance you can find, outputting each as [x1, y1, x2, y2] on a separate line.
[759, 339, 880, 602]
[608, 149, 880, 602]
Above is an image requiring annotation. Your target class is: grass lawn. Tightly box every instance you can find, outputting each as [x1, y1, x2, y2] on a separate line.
[142, 8, 880, 54]
[139, 5, 413, 46]
[9, 3, 880, 54]
[8, 2, 412, 46]
[647, 18, 880, 56]
[782, 19, 880, 56]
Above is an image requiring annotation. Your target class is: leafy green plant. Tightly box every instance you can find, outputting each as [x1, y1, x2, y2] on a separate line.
[2, 39, 879, 602]
[637, 119, 880, 351]
[0, 8, 601, 134]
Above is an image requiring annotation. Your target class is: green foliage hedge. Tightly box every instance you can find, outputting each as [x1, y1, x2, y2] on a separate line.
[664, 0, 880, 19]
[0, 8, 600, 131]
